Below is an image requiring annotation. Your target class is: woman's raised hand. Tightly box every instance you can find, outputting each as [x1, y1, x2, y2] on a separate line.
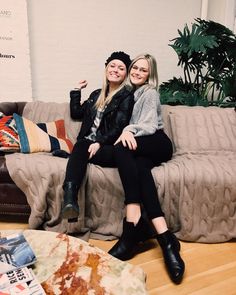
[75, 80, 88, 90]
[115, 131, 137, 150]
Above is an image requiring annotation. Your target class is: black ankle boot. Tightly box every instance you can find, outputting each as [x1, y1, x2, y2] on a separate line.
[108, 217, 154, 261]
[157, 230, 185, 284]
[61, 182, 80, 221]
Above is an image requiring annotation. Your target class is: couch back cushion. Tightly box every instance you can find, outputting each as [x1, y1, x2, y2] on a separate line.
[163, 106, 236, 155]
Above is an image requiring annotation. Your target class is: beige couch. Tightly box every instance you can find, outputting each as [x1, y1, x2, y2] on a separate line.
[5, 101, 236, 242]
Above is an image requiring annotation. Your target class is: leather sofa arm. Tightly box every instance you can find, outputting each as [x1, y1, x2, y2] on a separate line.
[0, 102, 27, 116]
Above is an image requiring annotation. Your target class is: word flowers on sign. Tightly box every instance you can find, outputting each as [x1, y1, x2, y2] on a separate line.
[0, 53, 15, 59]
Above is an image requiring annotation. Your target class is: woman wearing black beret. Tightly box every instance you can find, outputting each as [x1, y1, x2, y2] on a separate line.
[61, 51, 134, 221]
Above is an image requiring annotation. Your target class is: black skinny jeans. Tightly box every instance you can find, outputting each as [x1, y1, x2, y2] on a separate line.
[64, 138, 116, 187]
[64, 130, 173, 220]
[114, 130, 173, 219]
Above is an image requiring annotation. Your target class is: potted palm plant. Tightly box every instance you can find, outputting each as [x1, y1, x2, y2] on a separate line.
[160, 18, 236, 107]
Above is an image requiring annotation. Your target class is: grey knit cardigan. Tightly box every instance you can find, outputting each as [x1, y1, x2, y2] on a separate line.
[123, 85, 164, 136]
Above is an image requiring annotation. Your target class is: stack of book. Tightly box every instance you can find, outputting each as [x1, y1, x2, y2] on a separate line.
[0, 233, 45, 295]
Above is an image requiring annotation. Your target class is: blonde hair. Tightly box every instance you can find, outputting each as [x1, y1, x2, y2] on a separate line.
[95, 63, 127, 110]
[127, 53, 159, 90]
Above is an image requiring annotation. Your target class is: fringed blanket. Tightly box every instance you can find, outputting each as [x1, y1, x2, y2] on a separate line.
[153, 153, 236, 242]
[5, 102, 236, 242]
[6, 152, 89, 236]
[85, 152, 236, 243]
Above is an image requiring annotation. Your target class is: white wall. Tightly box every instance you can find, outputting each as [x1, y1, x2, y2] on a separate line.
[27, 0, 202, 102]
[207, 0, 235, 30]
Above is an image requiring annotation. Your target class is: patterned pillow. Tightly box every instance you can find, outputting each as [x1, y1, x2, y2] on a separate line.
[0, 112, 20, 152]
[13, 113, 73, 154]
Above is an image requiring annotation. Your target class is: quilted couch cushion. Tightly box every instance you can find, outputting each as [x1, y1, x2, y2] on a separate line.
[168, 106, 236, 155]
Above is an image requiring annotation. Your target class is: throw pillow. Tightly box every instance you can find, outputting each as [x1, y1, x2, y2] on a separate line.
[168, 106, 236, 155]
[13, 113, 74, 154]
[0, 112, 20, 152]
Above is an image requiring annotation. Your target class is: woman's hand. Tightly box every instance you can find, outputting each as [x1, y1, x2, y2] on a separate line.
[88, 142, 101, 159]
[115, 131, 137, 150]
[74, 80, 88, 90]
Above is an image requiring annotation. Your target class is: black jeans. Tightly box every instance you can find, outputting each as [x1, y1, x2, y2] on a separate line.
[64, 130, 173, 220]
[64, 138, 116, 187]
[114, 130, 173, 219]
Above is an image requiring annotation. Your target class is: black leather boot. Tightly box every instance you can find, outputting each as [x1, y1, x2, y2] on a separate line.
[61, 182, 80, 221]
[108, 217, 155, 261]
[157, 230, 185, 284]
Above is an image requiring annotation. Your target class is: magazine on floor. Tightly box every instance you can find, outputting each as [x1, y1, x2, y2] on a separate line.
[0, 233, 37, 274]
[0, 267, 46, 295]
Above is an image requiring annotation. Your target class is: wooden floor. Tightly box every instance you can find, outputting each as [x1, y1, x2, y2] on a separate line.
[1, 222, 236, 295]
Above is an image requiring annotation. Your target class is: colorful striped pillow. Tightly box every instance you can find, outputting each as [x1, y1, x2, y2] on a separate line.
[0, 112, 20, 152]
[13, 113, 73, 154]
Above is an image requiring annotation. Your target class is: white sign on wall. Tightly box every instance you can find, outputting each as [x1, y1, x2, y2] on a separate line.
[0, 0, 32, 102]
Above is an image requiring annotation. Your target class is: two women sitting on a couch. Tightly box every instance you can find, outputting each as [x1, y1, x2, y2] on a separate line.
[61, 51, 185, 284]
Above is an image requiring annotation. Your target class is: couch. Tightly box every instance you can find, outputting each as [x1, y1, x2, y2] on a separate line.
[0, 101, 236, 243]
[0, 102, 30, 221]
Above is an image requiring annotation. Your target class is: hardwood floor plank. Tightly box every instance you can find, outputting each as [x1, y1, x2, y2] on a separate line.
[0, 222, 29, 230]
[193, 277, 236, 295]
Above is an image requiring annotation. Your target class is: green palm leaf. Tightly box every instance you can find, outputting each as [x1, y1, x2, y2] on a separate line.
[170, 23, 218, 57]
[160, 18, 236, 107]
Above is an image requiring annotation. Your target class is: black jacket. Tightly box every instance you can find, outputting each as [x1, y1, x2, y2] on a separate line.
[70, 86, 134, 145]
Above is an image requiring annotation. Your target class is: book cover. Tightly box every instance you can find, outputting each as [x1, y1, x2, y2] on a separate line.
[0, 268, 46, 295]
[0, 233, 36, 274]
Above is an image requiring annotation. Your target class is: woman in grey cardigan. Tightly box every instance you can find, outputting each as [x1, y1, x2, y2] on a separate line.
[108, 54, 185, 284]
